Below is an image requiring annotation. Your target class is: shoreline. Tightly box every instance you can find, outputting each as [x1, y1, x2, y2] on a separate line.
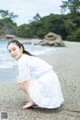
[0, 41, 80, 120]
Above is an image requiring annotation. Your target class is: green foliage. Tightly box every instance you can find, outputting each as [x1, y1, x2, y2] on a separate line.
[0, 10, 18, 21]
[64, 19, 77, 33]
[33, 13, 41, 22]
[0, 18, 17, 35]
[15, 12, 80, 41]
[0, 10, 17, 35]
[16, 24, 34, 38]
[0, 8, 80, 42]
[60, 0, 80, 14]
[67, 28, 80, 41]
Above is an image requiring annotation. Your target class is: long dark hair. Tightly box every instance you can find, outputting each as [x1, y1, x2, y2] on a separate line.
[7, 40, 33, 56]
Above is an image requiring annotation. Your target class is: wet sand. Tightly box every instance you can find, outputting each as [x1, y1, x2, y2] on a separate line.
[0, 41, 80, 120]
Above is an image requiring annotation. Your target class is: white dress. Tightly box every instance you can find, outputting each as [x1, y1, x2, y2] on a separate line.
[18, 54, 64, 109]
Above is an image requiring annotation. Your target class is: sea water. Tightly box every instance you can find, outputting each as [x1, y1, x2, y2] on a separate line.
[0, 40, 56, 69]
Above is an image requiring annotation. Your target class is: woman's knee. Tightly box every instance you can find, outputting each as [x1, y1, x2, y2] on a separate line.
[23, 81, 30, 91]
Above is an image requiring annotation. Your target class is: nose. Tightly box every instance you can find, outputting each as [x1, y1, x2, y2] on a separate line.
[10, 51, 15, 56]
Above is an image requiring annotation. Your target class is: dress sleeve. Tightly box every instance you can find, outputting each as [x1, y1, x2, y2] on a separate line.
[18, 60, 31, 82]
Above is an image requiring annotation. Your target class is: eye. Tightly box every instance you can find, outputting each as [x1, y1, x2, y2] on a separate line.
[8, 50, 11, 53]
[8, 48, 16, 53]
[13, 48, 16, 51]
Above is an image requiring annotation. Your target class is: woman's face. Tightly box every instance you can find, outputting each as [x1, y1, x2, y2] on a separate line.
[8, 43, 23, 60]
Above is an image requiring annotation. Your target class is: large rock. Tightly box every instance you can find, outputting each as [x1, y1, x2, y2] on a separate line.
[38, 32, 65, 47]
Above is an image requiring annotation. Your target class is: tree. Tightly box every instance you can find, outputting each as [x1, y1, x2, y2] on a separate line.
[67, 28, 80, 41]
[16, 24, 34, 38]
[60, 0, 80, 14]
[0, 18, 17, 35]
[64, 19, 76, 33]
[0, 10, 18, 21]
[33, 13, 41, 21]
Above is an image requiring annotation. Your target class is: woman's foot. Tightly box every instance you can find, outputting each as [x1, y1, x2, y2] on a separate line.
[22, 100, 35, 109]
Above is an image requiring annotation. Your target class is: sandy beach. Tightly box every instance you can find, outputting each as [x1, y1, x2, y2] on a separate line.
[0, 41, 80, 120]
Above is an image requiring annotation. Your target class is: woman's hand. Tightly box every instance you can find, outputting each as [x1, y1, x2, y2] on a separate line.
[16, 75, 23, 84]
[16, 75, 23, 90]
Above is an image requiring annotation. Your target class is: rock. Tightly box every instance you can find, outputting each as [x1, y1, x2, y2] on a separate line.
[6, 34, 15, 39]
[38, 32, 65, 47]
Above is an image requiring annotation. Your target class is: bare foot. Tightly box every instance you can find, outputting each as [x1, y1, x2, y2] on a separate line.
[22, 101, 35, 109]
[24, 100, 30, 102]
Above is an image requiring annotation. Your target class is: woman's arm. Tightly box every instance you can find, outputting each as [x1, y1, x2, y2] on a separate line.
[16, 75, 30, 93]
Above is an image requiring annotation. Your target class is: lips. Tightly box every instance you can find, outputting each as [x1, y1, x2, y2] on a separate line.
[12, 54, 17, 58]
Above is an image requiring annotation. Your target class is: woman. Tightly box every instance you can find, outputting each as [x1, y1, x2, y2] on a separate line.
[7, 40, 64, 109]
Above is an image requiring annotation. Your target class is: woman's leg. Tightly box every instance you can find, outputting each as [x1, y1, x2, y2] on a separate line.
[17, 80, 36, 109]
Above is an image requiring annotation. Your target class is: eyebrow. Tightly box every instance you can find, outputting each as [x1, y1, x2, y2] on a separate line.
[8, 47, 16, 51]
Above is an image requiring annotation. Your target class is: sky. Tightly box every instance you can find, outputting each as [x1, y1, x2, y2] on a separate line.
[0, 0, 63, 26]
